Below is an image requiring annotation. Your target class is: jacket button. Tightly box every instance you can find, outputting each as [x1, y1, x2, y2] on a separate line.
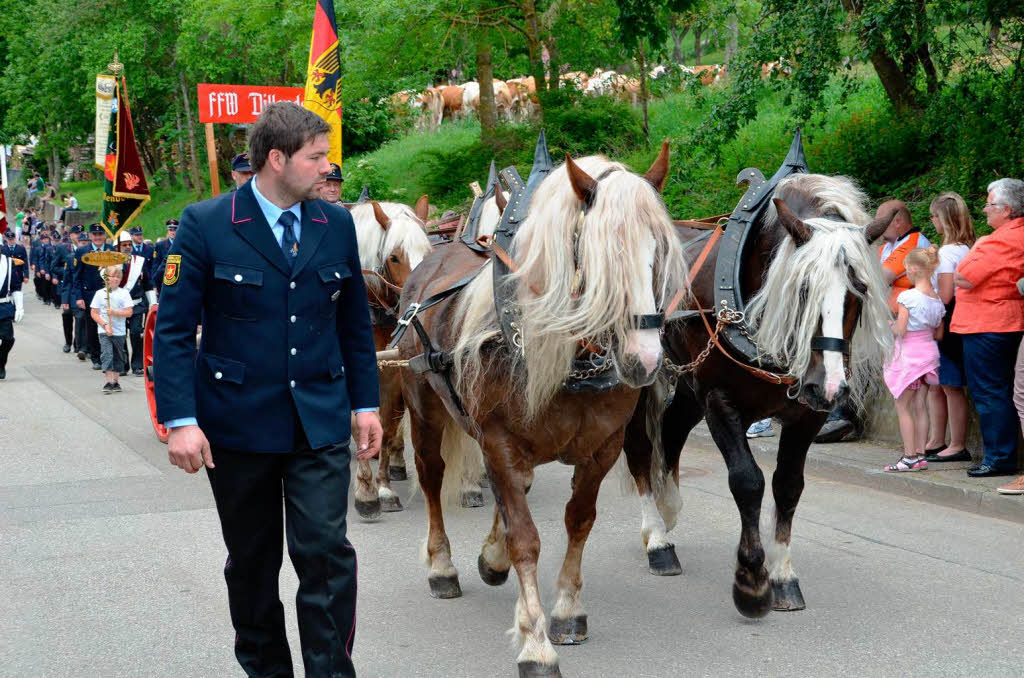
[215, 371, 223, 380]
[234, 274, 242, 282]
[290, 281, 296, 289]
[290, 380, 296, 388]
[290, 348, 297, 355]
[290, 315, 296, 323]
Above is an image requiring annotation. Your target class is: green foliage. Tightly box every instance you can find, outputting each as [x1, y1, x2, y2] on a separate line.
[340, 158, 392, 204]
[342, 97, 399, 157]
[540, 90, 644, 157]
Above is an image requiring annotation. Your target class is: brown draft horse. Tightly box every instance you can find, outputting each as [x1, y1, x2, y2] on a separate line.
[350, 197, 433, 519]
[395, 146, 685, 677]
[622, 173, 895, 617]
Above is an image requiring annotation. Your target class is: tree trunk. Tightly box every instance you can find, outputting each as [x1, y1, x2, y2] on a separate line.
[520, 0, 547, 92]
[638, 44, 650, 141]
[726, 16, 739, 65]
[670, 18, 688, 64]
[841, 0, 920, 111]
[50, 146, 62, 192]
[545, 36, 561, 91]
[179, 73, 204, 198]
[161, 139, 176, 187]
[174, 101, 191, 191]
[694, 24, 703, 65]
[987, 18, 1002, 54]
[476, 37, 498, 145]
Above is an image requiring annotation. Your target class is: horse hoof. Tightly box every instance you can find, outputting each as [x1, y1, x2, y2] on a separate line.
[460, 489, 485, 508]
[428, 574, 462, 599]
[771, 579, 806, 611]
[389, 466, 407, 482]
[477, 554, 509, 586]
[354, 498, 381, 521]
[518, 661, 562, 678]
[379, 493, 404, 512]
[733, 581, 773, 619]
[548, 615, 588, 645]
[647, 545, 682, 576]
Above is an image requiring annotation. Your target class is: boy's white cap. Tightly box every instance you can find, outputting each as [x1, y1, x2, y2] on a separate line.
[117, 231, 132, 244]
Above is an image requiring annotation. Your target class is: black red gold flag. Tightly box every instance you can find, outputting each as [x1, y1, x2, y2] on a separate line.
[303, 0, 343, 167]
[101, 76, 151, 240]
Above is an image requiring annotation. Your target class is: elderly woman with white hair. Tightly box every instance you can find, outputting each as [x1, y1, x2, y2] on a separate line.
[952, 178, 1024, 480]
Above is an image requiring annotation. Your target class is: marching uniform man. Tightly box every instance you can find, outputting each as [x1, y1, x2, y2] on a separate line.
[128, 225, 154, 261]
[154, 103, 382, 678]
[71, 224, 114, 369]
[51, 234, 77, 352]
[0, 241, 25, 379]
[4, 230, 29, 282]
[152, 219, 177, 294]
[230, 152, 254, 189]
[321, 162, 343, 205]
[116, 230, 157, 375]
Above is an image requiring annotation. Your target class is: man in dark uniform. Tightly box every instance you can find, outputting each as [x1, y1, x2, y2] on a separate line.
[155, 102, 382, 678]
[4, 230, 29, 283]
[230, 152, 254, 189]
[116, 231, 156, 375]
[128, 225, 154, 261]
[321, 162, 343, 205]
[152, 219, 177, 294]
[71, 224, 113, 368]
[35, 230, 55, 304]
[51, 234, 76, 352]
[0, 241, 25, 379]
[68, 232, 91, 356]
[29, 229, 43, 300]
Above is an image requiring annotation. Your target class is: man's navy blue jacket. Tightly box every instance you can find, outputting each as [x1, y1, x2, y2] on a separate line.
[153, 180, 380, 452]
[70, 243, 114, 305]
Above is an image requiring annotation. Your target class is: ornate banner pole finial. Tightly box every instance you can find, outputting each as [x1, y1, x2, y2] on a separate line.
[108, 52, 124, 77]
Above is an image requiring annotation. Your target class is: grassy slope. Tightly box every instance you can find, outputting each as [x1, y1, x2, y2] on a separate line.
[61, 180, 210, 241]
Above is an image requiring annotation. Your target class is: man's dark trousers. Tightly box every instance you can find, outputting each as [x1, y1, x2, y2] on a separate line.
[206, 429, 357, 678]
[127, 311, 145, 372]
[962, 331, 1023, 471]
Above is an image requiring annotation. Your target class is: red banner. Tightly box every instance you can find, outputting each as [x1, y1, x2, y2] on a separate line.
[0, 186, 7, 235]
[197, 84, 305, 124]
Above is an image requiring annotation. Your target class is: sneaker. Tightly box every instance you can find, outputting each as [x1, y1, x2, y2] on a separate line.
[76, 351, 86, 361]
[132, 369, 144, 377]
[746, 419, 774, 438]
[102, 382, 113, 394]
[997, 476, 1024, 495]
[62, 344, 71, 353]
[110, 383, 122, 393]
[91, 362, 102, 371]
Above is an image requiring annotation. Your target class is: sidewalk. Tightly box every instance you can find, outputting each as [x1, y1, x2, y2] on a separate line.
[697, 425, 1024, 524]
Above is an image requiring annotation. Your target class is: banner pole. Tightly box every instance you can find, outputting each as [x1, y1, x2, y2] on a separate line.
[204, 123, 221, 197]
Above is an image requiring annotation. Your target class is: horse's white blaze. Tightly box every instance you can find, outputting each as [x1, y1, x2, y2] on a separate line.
[640, 493, 670, 550]
[624, 234, 663, 375]
[820, 279, 848, 400]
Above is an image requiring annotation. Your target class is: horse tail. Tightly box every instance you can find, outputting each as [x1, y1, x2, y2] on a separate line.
[439, 417, 487, 508]
[644, 373, 682, 533]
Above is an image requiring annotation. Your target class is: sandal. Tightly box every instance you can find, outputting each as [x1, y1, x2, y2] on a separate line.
[885, 456, 928, 472]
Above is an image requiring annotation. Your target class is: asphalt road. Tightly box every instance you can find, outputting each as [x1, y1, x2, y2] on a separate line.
[2, 294, 1021, 677]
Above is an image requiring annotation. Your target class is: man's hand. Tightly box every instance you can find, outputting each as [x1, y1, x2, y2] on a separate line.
[167, 425, 215, 473]
[76, 299, 85, 310]
[354, 411, 383, 461]
[104, 324, 113, 336]
[61, 303, 69, 311]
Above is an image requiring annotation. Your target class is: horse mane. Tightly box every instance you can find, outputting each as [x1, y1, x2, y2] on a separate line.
[351, 201, 433, 292]
[745, 174, 893, 400]
[452, 155, 686, 420]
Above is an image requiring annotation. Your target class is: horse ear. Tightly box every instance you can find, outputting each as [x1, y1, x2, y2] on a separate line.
[773, 198, 812, 246]
[494, 182, 507, 214]
[864, 205, 897, 243]
[414, 194, 429, 222]
[643, 140, 670, 193]
[565, 153, 597, 207]
[371, 201, 391, 231]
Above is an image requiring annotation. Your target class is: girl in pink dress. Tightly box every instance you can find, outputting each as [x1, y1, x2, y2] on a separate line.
[884, 247, 945, 472]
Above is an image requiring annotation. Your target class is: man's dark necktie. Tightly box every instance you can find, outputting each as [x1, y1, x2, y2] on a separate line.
[278, 211, 299, 270]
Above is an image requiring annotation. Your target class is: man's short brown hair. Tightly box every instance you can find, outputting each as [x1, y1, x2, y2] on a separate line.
[248, 103, 330, 173]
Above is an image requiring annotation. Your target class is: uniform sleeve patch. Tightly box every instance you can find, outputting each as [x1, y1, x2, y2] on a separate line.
[163, 254, 182, 286]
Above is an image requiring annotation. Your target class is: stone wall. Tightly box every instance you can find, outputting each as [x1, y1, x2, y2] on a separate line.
[64, 211, 99, 230]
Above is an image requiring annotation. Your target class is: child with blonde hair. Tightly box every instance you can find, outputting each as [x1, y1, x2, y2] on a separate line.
[884, 246, 946, 472]
[90, 265, 134, 394]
